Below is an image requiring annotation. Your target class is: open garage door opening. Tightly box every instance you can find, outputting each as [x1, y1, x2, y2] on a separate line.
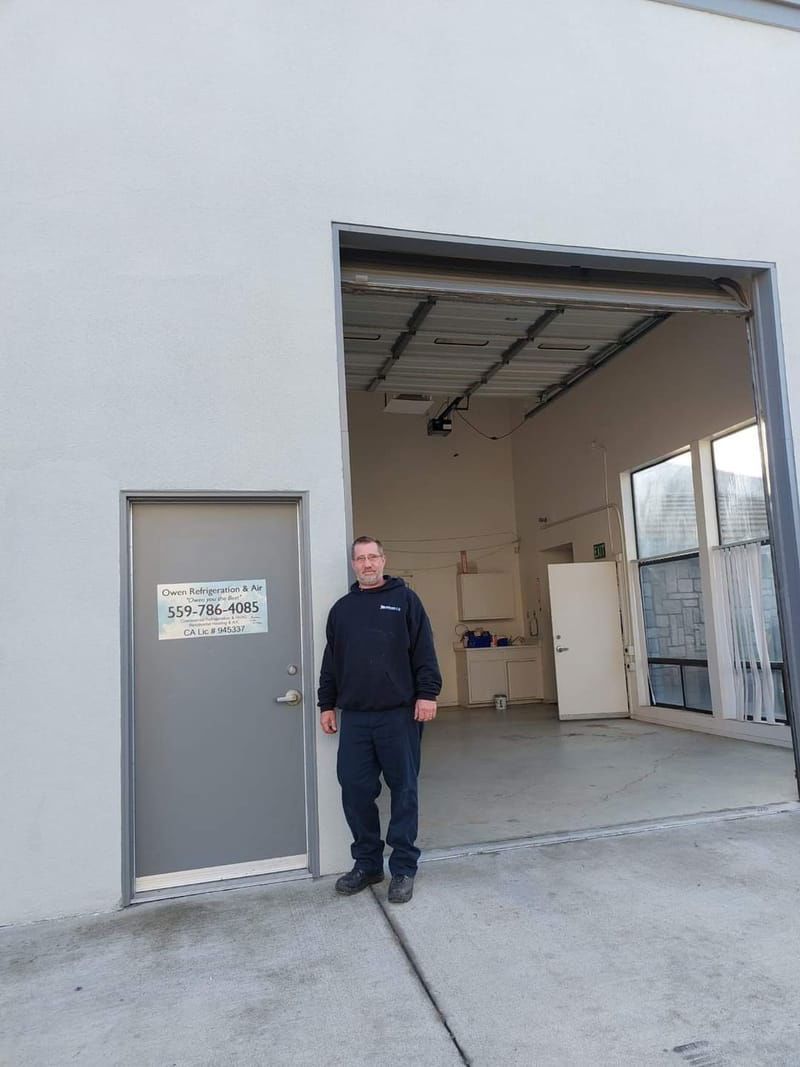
[335, 230, 800, 855]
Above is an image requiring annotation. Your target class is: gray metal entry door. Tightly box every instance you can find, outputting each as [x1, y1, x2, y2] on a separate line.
[131, 499, 307, 893]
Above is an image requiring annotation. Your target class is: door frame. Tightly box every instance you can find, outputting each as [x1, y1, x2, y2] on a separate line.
[120, 491, 320, 906]
[332, 223, 800, 796]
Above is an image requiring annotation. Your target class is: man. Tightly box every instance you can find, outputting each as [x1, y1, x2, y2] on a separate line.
[318, 536, 442, 904]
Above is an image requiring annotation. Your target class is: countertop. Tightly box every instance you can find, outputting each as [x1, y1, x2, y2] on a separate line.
[453, 640, 540, 651]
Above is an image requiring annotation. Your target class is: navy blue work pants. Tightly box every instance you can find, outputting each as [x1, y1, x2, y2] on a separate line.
[337, 708, 423, 878]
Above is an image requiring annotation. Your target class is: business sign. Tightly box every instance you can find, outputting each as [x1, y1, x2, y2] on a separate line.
[157, 579, 268, 641]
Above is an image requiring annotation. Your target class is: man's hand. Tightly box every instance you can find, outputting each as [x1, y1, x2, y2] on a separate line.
[320, 709, 338, 734]
[414, 698, 437, 722]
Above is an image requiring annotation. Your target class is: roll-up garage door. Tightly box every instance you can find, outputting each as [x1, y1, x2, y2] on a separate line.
[339, 255, 749, 411]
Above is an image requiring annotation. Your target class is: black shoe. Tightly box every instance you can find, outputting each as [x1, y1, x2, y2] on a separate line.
[388, 874, 415, 904]
[335, 867, 384, 895]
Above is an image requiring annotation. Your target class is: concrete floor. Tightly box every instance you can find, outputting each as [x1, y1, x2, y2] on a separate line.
[0, 876, 460, 1067]
[4, 810, 800, 1066]
[413, 705, 797, 849]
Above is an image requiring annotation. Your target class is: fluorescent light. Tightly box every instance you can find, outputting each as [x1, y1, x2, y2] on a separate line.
[383, 393, 435, 415]
[536, 341, 591, 351]
[434, 337, 489, 347]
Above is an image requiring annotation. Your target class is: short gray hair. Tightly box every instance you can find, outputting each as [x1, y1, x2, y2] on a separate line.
[351, 536, 385, 559]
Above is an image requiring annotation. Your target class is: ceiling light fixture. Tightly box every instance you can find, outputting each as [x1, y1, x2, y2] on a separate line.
[536, 342, 591, 351]
[383, 393, 434, 415]
[433, 337, 489, 347]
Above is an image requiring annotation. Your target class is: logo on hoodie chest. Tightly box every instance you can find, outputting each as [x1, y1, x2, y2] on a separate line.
[380, 604, 402, 612]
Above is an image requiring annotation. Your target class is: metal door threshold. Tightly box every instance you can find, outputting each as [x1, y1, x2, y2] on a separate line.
[131, 866, 312, 905]
[419, 801, 800, 864]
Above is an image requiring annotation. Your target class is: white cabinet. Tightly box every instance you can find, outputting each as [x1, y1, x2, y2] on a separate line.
[457, 572, 515, 620]
[507, 658, 541, 701]
[455, 646, 543, 706]
[466, 658, 508, 703]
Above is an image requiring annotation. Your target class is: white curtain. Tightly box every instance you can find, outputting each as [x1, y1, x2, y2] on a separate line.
[715, 542, 776, 723]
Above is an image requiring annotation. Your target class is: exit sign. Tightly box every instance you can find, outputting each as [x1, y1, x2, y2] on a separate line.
[593, 542, 606, 559]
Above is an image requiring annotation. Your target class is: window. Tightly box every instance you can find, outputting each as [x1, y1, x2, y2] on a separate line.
[632, 452, 710, 713]
[712, 426, 785, 724]
[632, 452, 698, 558]
[712, 424, 769, 545]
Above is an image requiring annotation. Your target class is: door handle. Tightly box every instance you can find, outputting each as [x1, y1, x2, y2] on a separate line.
[276, 689, 303, 706]
[556, 646, 569, 653]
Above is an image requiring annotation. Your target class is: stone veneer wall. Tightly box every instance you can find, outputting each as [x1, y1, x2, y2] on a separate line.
[641, 557, 707, 660]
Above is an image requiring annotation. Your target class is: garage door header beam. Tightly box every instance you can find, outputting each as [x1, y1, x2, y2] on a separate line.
[341, 257, 750, 316]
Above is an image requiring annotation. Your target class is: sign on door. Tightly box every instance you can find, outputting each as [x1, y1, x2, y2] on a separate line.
[157, 579, 268, 641]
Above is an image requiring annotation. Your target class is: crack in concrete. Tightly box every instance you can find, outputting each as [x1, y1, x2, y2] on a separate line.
[596, 747, 685, 803]
[494, 729, 661, 745]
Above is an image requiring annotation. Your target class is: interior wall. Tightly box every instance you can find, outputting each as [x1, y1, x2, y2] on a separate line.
[511, 312, 755, 700]
[347, 393, 525, 704]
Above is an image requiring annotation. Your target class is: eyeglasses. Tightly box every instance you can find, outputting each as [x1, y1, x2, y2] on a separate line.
[354, 554, 383, 564]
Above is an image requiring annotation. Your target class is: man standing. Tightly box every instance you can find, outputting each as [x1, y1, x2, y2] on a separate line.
[318, 536, 442, 904]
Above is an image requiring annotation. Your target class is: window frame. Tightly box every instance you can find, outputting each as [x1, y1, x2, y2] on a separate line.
[636, 553, 712, 714]
[631, 451, 712, 714]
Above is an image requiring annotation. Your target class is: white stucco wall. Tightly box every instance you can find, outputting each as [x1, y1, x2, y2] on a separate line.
[2, 0, 800, 922]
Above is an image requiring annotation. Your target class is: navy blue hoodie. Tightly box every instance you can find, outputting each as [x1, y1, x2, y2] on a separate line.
[317, 576, 442, 712]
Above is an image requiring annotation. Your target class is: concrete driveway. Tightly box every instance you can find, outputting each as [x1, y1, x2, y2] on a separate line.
[3, 810, 800, 1066]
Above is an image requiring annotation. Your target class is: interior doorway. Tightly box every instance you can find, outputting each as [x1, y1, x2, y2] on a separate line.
[336, 228, 800, 853]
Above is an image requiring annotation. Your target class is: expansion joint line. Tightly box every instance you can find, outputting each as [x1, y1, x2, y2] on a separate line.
[369, 887, 471, 1065]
